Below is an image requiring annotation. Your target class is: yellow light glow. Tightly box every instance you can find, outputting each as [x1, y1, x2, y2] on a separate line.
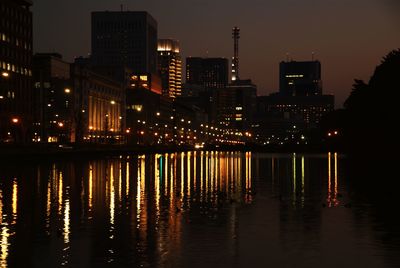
[64, 88, 71, 94]
[1, 72, 9, 77]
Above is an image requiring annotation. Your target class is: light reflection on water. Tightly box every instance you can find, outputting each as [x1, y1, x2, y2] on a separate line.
[0, 152, 399, 267]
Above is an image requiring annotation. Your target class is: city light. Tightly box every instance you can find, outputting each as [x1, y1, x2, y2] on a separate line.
[11, 117, 19, 124]
[110, 100, 116, 105]
[1, 72, 9, 77]
[58, 122, 64, 127]
[64, 88, 71, 94]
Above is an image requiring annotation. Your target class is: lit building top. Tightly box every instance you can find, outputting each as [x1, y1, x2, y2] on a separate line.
[158, 39, 180, 53]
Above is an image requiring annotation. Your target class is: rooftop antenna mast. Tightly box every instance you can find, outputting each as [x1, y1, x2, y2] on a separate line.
[232, 26, 240, 81]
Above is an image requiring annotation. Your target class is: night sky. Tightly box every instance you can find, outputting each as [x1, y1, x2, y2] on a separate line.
[32, 0, 400, 107]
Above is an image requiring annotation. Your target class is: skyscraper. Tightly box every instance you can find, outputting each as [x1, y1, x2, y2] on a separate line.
[186, 57, 229, 89]
[91, 11, 158, 79]
[232, 27, 240, 81]
[157, 39, 182, 99]
[279, 60, 322, 96]
[0, 0, 33, 143]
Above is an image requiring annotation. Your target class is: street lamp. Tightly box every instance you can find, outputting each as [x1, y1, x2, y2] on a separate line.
[11, 117, 19, 124]
[64, 88, 71, 94]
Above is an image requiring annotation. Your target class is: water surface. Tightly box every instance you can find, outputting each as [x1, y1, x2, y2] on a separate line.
[0, 152, 399, 267]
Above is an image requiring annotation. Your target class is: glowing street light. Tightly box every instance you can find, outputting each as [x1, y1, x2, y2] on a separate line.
[58, 122, 64, 127]
[11, 117, 19, 124]
[1, 72, 9, 78]
[110, 100, 116, 105]
[64, 88, 71, 94]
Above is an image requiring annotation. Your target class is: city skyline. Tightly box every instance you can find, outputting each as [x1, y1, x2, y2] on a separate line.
[32, 0, 400, 107]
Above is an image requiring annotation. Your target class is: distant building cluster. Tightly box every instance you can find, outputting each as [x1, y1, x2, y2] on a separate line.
[0, 3, 334, 146]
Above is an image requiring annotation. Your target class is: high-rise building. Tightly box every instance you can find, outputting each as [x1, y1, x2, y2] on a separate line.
[232, 27, 240, 81]
[33, 53, 73, 143]
[219, 80, 257, 130]
[157, 39, 182, 99]
[91, 11, 158, 79]
[186, 57, 229, 89]
[279, 60, 322, 96]
[0, 0, 33, 143]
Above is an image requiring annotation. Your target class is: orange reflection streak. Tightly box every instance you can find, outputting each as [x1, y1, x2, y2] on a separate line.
[155, 154, 161, 219]
[164, 153, 169, 197]
[210, 152, 215, 195]
[186, 152, 190, 200]
[334, 153, 338, 197]
[0, 223, 9, 268]
[12, 179, 17, 224]
[327, 152, 333, 207]
[200, 152, 204, 201]
[292, 153, 296, 205]
[0, 190, 2, 225]
[193, 151, 197, 192]
[206, 152, 209, 198]
[46, 178, 51, 227]
[118, 163, 122, 203]
[89, 165, 93, 210]
[126, 162, 130, 198]
[180, 152, 185, 200]
[63, 189, 70, 245]
[58, 171, 63, 215]
[110, 164, 115, 227]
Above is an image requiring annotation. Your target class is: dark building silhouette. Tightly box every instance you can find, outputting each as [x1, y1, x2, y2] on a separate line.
[232, 27, 240, 82]
[157, 39, 182, 99]
[219, 80, 257, 130]
[186, 57, 229, 89]
[33, 53, 73, 143]
[91, 11, 158, 81]
[0, 0, 33, 143]
[279, 60, 322, 96]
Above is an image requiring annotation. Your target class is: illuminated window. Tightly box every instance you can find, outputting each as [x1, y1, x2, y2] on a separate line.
[131, 75, 138, 81]
[139, 75, 148, 81]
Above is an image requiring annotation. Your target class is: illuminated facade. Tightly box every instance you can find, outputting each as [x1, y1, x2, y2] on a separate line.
[33, 53, 73, 143]
[157, 39, 182, 99]
[0, 0, 33, 143]
[186, 57, 229, 89]
[72, 63, 125, 143]
[279, 60, 322, 96]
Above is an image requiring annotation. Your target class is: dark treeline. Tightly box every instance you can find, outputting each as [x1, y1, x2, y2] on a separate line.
[321, 49, 400, 153]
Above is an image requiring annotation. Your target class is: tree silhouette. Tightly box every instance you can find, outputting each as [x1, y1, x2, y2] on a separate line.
[342, 49, 400, 151]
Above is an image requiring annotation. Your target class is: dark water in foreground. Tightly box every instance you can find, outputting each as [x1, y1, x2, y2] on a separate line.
[0, 152, 399, 267]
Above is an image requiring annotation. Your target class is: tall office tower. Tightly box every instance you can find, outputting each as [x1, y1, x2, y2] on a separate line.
[0, 0, 33, 143]
[232, 27, 240, 81]
[157, 39, 182, 99]
[91, 11, 158, 80]
[279, 60, 322, 96]
[186, 57, 229, 89]
[33, 53, 72, 143]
